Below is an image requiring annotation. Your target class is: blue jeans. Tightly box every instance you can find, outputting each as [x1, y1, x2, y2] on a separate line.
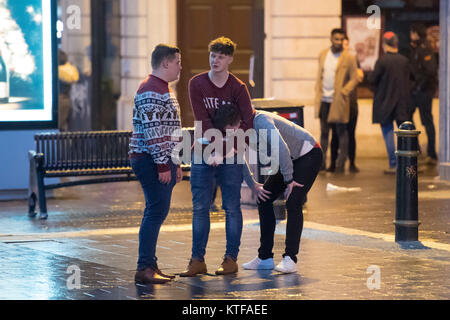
[130, 154, 177, 270]
[190, 158, 243, 261]
[381, 122, 397, 168]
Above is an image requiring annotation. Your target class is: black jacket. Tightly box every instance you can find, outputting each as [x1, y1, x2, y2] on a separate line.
[409, 41, 438, 95]
[369, 52, 410, 124]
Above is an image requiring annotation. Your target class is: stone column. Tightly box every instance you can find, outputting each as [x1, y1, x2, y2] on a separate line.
[116, 0, 176, 130]
[264, 0, 341, 139]
[60, 0, 92, 75]
[264, 0, 341, 100]
[439, 0, 450, 180]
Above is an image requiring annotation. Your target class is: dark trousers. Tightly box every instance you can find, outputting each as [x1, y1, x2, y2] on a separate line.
[257, 148, 322, 263]
[320, 101, 348, 169]
[410, 91, 437, 159]
[58, 93, 71, 132]
[331, 102, 358, 165]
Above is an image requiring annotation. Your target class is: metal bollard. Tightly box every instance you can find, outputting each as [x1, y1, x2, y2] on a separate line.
[394, 121, 421, 242]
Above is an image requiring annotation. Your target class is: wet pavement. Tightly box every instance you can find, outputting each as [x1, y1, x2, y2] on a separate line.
[0, 158, 449, 300]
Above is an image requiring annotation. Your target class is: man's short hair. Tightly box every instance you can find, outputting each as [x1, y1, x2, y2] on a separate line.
[208, 37, 237, 56]
[212, 103, 241, 132]
[410, 23, 427, 40]
[151, 44, 180, 70]
[331, 28, 345, 37]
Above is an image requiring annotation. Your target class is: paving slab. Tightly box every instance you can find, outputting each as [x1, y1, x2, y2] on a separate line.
[0, 159, 448, 300]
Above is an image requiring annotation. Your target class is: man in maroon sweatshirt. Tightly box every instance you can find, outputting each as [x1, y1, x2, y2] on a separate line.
[180, 37, 255, 277]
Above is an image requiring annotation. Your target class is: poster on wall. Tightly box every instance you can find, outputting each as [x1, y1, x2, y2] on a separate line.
[344, 16, 382, 72]
[427, 25, 439, 53]
[0, 0, 57, 130]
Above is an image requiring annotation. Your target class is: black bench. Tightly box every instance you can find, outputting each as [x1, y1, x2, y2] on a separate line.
[28, 129, 193, 219]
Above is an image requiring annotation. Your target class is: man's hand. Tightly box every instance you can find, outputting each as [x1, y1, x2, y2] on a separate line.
[357, 68, 364, 82]
[176, 166, 183, 183]
[158, 171, 172, 184]
[252, 183, 272, 204]
[206, 152, 223, 167]
[341, 89, 349, 97]
[284, 181, 304, 201]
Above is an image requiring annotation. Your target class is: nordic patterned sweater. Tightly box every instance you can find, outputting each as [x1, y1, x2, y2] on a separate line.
[129, 75, 182, 173]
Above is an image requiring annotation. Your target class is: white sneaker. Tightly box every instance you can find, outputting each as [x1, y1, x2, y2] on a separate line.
[242, 257, 274, 270]
[275, 256, 297, 273]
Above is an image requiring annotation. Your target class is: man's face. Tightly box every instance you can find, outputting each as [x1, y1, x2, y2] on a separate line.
[410, 31, 420, 41]
[166, 53, 182, 82]
[331, 33, 345, 52]
[209, 51, 233, 73]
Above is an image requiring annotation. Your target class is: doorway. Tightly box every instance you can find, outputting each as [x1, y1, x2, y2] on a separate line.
[91, 0, 121, 130]
[177, 0, 264, 126]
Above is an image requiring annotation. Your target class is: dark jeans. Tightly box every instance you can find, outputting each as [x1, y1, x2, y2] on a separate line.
[257, 147, 323, 263]
[410, 91, 437, 159]
[331, 102, 358, 165]
[190, 157, 243, 261]
[130, 154, 177, 270]
[58, 93, 71, 132]
[320, 101, 348, 169]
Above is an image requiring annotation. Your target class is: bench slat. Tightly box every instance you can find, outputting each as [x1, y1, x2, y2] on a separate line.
[33, 129, 193, 174]
[34, 131, 133, 171]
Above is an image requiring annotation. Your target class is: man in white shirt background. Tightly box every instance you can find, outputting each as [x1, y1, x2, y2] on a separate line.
[314, 28, 360, 173]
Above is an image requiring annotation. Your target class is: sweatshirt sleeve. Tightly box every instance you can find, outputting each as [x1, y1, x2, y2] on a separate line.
[188, 77, 225, 153]
[257, 115, 294, 184]
[235, 83, 255, 132]
[189, 78, 214, 135]
[242, 157, 257, 190]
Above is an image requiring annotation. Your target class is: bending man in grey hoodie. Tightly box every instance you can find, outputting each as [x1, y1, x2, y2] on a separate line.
[213, 105, 323, 273]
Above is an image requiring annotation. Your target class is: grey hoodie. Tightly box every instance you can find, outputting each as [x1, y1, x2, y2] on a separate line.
[243, 110, 318, 188]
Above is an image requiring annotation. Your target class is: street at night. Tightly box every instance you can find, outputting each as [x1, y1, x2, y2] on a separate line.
[1, 159, 448, 300]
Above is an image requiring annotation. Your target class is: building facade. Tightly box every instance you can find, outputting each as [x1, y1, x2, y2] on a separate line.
[58, 0, 449, 180]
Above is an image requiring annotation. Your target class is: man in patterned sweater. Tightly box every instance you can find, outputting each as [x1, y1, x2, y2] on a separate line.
[129, 44, 183, 284]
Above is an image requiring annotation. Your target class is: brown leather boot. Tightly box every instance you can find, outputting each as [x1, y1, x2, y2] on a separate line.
[215, 256, 238, 275]
[135, 267, 172, 284]
[155, 268, 176, 279]
[179, 258, 207, 277]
